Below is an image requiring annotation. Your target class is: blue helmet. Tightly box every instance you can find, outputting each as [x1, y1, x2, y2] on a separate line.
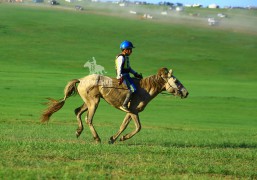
[120, 40, 135, 50]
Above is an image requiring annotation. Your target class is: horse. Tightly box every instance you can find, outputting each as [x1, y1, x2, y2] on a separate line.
[41, 67, 189, 144]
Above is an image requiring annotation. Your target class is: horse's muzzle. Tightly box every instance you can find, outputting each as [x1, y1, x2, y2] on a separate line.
[179, 88, 189, 99]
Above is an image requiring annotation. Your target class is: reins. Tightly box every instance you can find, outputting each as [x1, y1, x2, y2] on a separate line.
[101, 86, 128, 90]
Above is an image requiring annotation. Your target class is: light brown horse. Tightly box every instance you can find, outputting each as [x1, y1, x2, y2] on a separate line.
[41, 67, 188, 144]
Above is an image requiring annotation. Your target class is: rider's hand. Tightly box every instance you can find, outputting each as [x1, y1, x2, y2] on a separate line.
[134, 73, 143, 79]
[118, 77, 124, 85]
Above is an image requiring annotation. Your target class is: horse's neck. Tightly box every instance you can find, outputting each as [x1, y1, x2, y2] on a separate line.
[133, 75, 165, 111]
[140, 75, 165, 96]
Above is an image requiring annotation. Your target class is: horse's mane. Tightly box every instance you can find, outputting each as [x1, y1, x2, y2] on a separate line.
[140, 75, 165, 92]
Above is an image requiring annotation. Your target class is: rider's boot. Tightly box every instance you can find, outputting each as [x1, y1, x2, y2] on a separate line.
[120, 91, 132, 112]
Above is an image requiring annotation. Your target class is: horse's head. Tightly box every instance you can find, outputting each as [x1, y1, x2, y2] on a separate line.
[158, 67, 189, 98]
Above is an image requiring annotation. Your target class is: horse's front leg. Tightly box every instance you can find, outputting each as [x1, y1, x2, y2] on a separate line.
[109, 113, 131, 144]
[120, 113, 141, 142]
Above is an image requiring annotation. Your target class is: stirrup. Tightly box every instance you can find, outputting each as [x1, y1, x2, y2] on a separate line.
[120, 105, 130, 113]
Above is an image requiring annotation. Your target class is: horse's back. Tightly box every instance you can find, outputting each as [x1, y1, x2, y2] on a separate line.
[78, 74, 118, 94]
[79, 74, 99, 87]
[77, 74, 102, 99]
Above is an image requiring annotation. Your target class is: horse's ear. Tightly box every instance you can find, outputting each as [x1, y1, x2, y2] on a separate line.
[168, 69, 173, 77]
[157, 67, 169, 77]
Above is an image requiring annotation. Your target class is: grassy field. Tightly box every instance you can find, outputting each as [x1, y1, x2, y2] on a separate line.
[0, 3, 257, 179]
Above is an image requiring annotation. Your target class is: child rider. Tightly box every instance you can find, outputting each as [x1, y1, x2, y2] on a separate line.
[115, 40, 143, 112]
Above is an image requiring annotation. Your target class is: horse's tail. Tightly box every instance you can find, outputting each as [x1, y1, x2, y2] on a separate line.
[41, 79, 80, 123]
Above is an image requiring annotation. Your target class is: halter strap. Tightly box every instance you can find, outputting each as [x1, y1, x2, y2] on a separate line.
[161, 76, 174, 91]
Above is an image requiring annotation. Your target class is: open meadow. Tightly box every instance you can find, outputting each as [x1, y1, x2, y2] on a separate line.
[0, 2, 257, 179]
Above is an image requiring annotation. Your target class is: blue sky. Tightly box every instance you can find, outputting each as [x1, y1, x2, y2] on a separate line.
[146, 0, 257, 7]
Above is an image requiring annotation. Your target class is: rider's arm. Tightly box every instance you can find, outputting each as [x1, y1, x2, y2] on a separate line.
[115, 56, 124, 79]
[129, 63, 142, 78]
[129, 67, 136, 76]
[127, 58, 136, 75]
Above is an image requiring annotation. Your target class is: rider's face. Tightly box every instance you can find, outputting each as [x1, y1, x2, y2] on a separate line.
[124, 48, 132, 55]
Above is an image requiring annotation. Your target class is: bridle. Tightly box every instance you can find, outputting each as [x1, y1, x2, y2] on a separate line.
[162, 75, 184, 97]
[161, 76, 176, 92]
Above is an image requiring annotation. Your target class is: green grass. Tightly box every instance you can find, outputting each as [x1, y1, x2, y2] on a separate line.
[0, 3, 257, 179]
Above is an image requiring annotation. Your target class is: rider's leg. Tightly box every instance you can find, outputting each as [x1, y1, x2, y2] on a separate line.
[120, 75, 136, 112]
[121, 90, 132, 112]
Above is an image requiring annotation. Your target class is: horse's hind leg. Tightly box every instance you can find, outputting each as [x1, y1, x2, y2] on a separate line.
[74, 103, 88, 138]
[86, 97, 101, 143]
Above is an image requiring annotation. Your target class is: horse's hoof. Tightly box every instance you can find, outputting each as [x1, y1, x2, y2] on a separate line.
[108, 137, 115, 144]
[94, 137, 101, 143]
[120, 136, 126, 141]
[76, 131, 81, 138]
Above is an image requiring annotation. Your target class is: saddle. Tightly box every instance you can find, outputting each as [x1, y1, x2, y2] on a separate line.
[99, 76, 139, 108]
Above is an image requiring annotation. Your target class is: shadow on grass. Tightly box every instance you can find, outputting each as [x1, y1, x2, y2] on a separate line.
[124, 141, 257, 149]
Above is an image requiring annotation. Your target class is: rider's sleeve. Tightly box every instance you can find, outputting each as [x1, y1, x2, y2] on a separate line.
[116, 56, 124, 79]
[129, 67, 136, 75]
[128, 59, 136, 75]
